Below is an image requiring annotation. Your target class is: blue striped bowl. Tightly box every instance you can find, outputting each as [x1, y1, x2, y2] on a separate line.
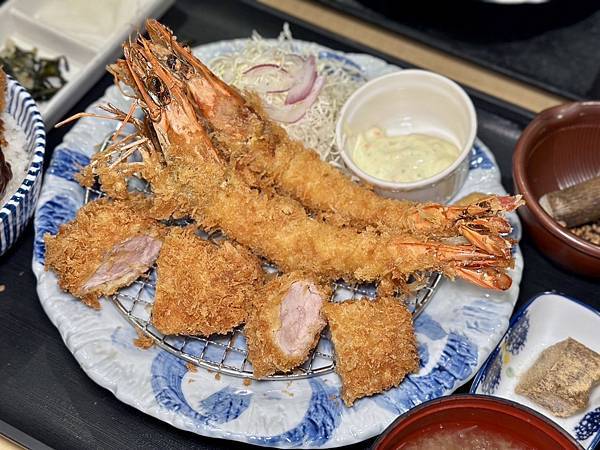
[0, 77, 46, 255]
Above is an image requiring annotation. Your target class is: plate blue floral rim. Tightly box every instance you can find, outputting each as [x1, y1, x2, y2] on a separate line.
[470, 291, 600, 450]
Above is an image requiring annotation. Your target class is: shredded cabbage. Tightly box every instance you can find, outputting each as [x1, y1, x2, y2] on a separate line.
[208, 24, 365, 165]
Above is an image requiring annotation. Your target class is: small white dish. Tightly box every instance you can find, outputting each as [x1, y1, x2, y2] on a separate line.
[471, 292, 600, 450]
[336, 69, 477, 203]
[0, 0, 173, 128]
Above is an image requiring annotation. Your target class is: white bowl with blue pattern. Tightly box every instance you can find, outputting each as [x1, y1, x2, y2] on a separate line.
[32, 39, 523, 448]
[1, 76, 45, 256]
[471, 292, 600, 449]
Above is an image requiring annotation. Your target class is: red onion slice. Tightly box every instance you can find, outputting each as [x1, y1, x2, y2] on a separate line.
[285, 55, 317, 105]
[264, 75, 325, 124]
[242, 64, 294, 93]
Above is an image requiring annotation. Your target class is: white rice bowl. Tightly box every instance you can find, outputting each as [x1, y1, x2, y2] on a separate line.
[1, 112, 31, 203]
[0, 77, 46, 255]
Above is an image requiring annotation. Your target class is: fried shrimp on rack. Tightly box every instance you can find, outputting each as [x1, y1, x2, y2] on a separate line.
[324, 296, 419, 406]
[77, 32, 515, 291]
[245, 273, 328, 378]
[140, 19, 522, 258]
[152, 227, 263, 336]
[44, 197, 163, 308]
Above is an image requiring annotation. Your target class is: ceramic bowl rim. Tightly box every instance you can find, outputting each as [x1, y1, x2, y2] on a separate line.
[372, 393, 583, 450]
[512, 101, 600, 259]
[335, 69, 477, 190]
[0, 75, 46, 219]
[471, 290, 600, 391]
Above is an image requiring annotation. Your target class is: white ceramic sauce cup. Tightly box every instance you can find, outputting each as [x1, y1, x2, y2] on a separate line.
[336, 69, 477, 203]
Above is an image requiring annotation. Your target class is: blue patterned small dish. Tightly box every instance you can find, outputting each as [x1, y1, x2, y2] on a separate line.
[0, 77, 46, 256]
[471, 292, 600, 450]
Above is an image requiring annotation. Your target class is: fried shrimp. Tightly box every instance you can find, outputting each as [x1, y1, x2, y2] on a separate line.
[324, 296, 419, 406]
[141, 19, 523, 257]
[152, 227, 263, 336]
[44, 197, 163, 308]
[245, 273, 328, 378]
[88, 34, 514, 290]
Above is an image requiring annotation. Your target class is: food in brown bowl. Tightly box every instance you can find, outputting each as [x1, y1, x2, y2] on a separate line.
[373, 395, 582, 449]
[513, 102, 600, 277]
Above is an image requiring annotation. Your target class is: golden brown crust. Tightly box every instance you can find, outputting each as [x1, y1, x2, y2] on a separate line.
[245, 273, 328, 378]
[44, 196, 162, 308]
[152, 227, 263, 336]
[133, 330, 155, 349]
[324, 297, 419, 406]
[219, 92, 468, 238]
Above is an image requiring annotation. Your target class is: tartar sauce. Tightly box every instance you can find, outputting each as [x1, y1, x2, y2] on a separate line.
[350, 127, 460, 183]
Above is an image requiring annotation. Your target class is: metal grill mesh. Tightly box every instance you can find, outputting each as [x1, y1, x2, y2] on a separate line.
[84, 186, 441, 380]
[83, 131, 441, 380]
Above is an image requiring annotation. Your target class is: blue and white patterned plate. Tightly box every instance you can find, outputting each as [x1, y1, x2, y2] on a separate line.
[32, 39, 523, 448]
[1, 76, 46, 256]
[471, 292, 600, 449]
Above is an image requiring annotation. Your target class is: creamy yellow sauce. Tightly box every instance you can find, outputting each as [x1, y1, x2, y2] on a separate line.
[350, 127, 460, 183]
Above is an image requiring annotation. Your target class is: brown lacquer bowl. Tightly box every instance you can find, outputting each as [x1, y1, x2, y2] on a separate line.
[373, 395, 582, 449]
[513, 102, 600, 277]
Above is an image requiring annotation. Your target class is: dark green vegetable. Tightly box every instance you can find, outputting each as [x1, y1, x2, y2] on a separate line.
[0, 41, 68, 102]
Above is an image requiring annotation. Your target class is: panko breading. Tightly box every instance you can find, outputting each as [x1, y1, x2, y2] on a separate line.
[245, 273, 328, 378]
[44, 197, 163, 308]
[143, 20, 522, 254]
[99, 28, 515, 292]
[152, 227, 263, 336]
[324, 297, 419, 406]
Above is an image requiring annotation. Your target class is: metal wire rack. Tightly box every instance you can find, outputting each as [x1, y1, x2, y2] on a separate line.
[84, 133, 442, 380]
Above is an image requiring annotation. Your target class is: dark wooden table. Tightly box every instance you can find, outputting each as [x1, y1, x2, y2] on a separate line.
[0, 1, 597, 449]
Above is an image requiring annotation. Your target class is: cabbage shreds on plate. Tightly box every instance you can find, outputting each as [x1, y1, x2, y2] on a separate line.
[208, 25, 365, 165]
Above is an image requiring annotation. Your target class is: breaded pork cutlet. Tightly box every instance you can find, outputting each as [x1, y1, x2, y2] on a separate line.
[324, 297, 419, 406]
[152, 227, 263, 336]
[245, 273, 328, 378]
[44, 197, 163, 308]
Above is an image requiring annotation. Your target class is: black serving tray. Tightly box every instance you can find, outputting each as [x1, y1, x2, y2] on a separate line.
[317, 0, 600, 101]
[0, 1, 597, 449]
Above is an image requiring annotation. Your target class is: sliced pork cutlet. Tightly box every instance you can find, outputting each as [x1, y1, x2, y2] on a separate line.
[44, 197, 163, 308]
[324, 296, 419, 406]
[245, 273, 328, 378]
[152, 227, 263, 336]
